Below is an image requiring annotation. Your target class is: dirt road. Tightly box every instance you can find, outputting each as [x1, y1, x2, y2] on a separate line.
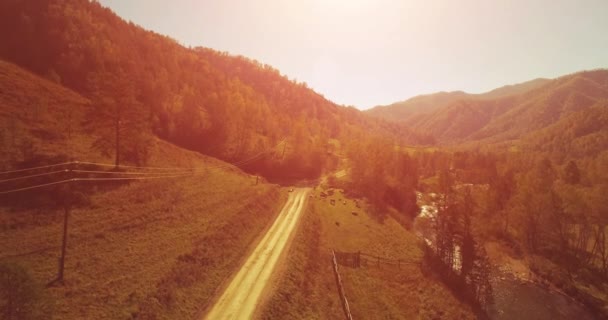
[204, 188, 310, 320]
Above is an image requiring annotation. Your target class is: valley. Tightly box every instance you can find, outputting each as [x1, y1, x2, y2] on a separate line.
[1, 1, 608, 319]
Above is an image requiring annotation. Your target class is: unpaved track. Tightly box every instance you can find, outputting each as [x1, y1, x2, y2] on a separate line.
[204, 188, 310, 319]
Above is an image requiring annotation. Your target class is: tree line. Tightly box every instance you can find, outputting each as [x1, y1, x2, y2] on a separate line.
[0, 0, 432, 181]
[411, 147, 608, 316]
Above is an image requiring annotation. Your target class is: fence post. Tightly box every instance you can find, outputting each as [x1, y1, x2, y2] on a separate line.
[332, 250, 354, 320]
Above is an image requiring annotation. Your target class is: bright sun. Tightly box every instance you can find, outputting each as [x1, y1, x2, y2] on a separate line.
[312, 0, 373, 12]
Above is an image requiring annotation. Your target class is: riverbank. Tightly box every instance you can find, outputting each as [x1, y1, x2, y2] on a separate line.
[485, 241, 600, 320]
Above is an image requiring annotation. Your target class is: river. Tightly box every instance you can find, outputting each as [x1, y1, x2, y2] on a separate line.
[414, 192, 599, 320]
[489, 273, 597, 320]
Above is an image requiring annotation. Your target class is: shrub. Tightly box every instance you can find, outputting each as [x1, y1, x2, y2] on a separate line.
[0, 261, 53, 319]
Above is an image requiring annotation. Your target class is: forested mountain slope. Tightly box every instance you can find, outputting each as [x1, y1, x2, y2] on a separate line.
[366, 91, 470, 123]
[368, 70, 608, 150]
[0, 59, 90, 169]
[521, 100, 608, 160]
[469, 70, 608, 143]
[0, 0, 430, 181]
[366, 78, 550, 123]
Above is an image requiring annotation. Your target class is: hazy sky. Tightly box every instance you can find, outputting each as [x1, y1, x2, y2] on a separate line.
[99, 0, 608, 109]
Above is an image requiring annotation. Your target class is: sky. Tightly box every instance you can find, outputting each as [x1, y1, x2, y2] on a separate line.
[99, 0, 608, 110]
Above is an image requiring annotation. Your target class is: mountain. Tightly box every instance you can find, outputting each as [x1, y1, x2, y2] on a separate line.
[366, 78, 550, 124]
[469, 71, 608, 144]
[478, 78, 551, 99]
[367, 70, 608, 151]
[0, 0, 430, 181]
[366, 91, 470, 123]
[521, 100, 608, 159]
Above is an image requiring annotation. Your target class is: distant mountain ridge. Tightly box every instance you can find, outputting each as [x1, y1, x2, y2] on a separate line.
[366, 70, 608, 158]
[366, 78, 551, 122]
[479, 78, 551, 99]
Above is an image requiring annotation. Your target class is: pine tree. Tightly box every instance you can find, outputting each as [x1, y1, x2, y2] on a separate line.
[564, 160, 581, 185]
[86, 69, 150, 167]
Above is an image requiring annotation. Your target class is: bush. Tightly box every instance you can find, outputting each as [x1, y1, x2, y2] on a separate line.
[0, 261, 53, 319]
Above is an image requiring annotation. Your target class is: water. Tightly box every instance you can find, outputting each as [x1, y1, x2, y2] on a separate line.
[414, 191, 600, 320]
[489, 275, 598, 320]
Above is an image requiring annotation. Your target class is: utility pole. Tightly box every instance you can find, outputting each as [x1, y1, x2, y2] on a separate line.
[281, 141, 287, 159]
[57, 168, 72, 283]
[67, 106, 73, 162]
[115, 118, 120, 169]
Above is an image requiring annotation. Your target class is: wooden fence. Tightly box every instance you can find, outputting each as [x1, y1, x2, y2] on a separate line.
[334, 250, 419, 269]
[332, 250, 354, 320]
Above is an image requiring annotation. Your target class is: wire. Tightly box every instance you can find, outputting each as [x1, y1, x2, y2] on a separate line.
[0, 137, 285, 177]
[73, 174, 192, 182]
[0, 168, 214, 194]
[0, 173, 197, 195]
[0, 162, 73, 175]
[0, 169, 69, 183]
[0, 137, 286, 194]
[74, 161, 195, 171]
[231, 152, 266, 167]
[71, 169, 201, 176]
[232, 139, 286, 167]
[0, 160, 197, 175]
[0, 179, 73, 194]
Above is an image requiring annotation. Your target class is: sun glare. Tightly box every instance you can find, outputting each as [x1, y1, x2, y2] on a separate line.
[2, 0, 608, 319]
[311, 0, 373, 12]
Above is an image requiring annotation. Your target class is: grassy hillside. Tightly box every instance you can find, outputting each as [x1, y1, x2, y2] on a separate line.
[1, 165, 286, 319]
[0, 56, 288, 319]
[0, 59, 92, 168]
[260, 187, 474, 319]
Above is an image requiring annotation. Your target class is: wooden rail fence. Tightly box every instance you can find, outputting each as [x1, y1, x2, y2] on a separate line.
[334, 250, 419, 269]
[331, 249, 419, 319]
[332, 250, 354, 320]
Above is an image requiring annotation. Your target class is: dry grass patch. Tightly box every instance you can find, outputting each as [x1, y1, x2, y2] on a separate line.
[261, 188, 475, 319]
[1, 165, 286, 319]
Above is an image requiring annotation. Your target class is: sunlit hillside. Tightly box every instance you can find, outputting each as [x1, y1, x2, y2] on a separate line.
[0, 57, 290, 319]
[0, 0, 433, 182]
[368, 70, 608, 149]
[1, 0, 608, 319]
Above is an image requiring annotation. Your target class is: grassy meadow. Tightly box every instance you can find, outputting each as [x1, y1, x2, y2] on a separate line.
[0, 59, 291, 319]
[1, 162, 287, 319]
[260, 186, 475, 319]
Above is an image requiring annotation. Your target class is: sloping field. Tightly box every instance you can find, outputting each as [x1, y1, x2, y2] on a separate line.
[0, 58, 288, 319]
[261, 188, 475, 319]
[0, 156, 287, 319]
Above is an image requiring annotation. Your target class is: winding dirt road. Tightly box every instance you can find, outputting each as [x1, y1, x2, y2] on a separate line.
[204, 188, 310, 320]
